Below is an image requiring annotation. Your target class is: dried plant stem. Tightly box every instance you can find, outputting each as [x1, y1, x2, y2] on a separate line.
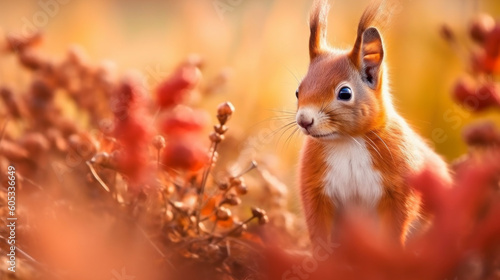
[226, 237, 261, 254]
[0, 118, 8, 145]
[225, 239, 231, 257]
[235, 160, 258, 177]
[210, 218, 219, 234]
[222, 186, 235, 197]
[166, 198, 190, 217]
[213, 216, 255, 244]
[201, 211, 216, 221]
[196, 142, 219, 233]
[135, 223, 175, 270]
[157, 148, 160, 169]
[0, 235, 63, 279]
[217, 161, 258, 197]
[91, 186, 174, 270]
[166, 236, 211, 260]
[86, 161, 111, 192]
[23, 177, 45, 191]
[197, 160, 258, 223]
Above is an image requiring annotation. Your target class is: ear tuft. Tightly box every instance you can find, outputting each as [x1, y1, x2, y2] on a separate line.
[309, 0, 330, 61]
[348, 1, 388, 89]
[360, 27, 384, 89]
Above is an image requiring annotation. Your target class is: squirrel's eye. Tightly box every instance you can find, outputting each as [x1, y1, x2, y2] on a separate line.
[338, 86, 352, 101]
[295, 89, 299, 98]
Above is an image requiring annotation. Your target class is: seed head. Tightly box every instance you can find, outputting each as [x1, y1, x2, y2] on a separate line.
[218, 182, 229, 191]
[209, 132, 224, 143]
[236, 183, 248, 195]
[258, 214, 269, 225]
[91, 152, 110, 166]
[251, 207, 266, 219]
[216, 207, 232, 221]
[221, 193, 241, 206]
[230, 222, 248, 237]
[152, 135, 166, 150]
[216, 102, 235, 125]
[165, 209, 174, 222]
[229, 176, 243, 187]
[214, 124, 229, 135]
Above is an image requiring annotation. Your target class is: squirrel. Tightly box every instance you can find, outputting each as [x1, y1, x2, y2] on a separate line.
[296, 0, 451, 245]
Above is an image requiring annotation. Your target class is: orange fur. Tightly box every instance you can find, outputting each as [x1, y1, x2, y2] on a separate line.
[297, 0, 451, 245]
[299, 137, 336, 242]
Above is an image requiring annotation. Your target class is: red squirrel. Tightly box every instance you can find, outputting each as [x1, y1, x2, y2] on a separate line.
[296, 0, 451, 244]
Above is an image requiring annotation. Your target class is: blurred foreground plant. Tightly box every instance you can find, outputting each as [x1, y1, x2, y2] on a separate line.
[0, 33, 281, 280]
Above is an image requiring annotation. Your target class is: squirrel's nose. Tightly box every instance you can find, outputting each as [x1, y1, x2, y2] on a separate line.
[297, 116, 314, 129]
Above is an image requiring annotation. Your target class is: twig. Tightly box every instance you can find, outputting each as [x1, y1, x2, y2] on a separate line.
[0, 118, 8, 145]
[0, 235, 64, 280]
[205, 161, 258, 207]
[134, 223, 175, 270]
[86, 161, 110, 192]
[210, 218, 219, 235]
[157, 148, 160, 170]
[213, 216, 255, 244]
[22, 177, 45, 191]
[165, 198, 189, 217]
[234, 160, 258, 177]
[226, 237, 261, 254]
[196, 142, 219, 233]
[200, 211, 216, 222]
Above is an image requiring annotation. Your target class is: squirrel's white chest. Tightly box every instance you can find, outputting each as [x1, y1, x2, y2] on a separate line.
[323, 137, 383, 208]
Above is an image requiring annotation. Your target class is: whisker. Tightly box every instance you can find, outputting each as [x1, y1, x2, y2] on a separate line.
[246, 115, 295, 131]
[257, 121, 297, 146]
[276, 122, 299, 146]
[267, 121, 297, 139]
[266, 109, 296, 115]
[325, 125, 339, 133]
[363, 135, 383, 160]
[272, 115, 297, 119]
[371, 131, 394, 163]
[284, 127, 300, 150]
[261, 116, 296, 122]
[349, 136, 363, 149]
[327, 119, 341, 125]
[323, 115, 342, 126]
[284, 66, 301, 86]
[318, 99, 328, 114]
[324, 111, 354, 117]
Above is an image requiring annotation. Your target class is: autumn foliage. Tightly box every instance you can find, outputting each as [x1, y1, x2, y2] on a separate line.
[0, 10, 500, 280]
[0, 32, 275, 280]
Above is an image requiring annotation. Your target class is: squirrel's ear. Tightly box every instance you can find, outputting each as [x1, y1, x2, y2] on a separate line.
[309, 0, 329, 61]
[358, 27, 384, 89]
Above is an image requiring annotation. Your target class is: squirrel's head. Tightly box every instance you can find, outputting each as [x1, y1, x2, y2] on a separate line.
[296, 0, 389, 140]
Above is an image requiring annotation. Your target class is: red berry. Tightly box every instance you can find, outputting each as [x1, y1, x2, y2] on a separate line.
[469, 14, 495, 44]
[156, 62, 202, 108]
[160, 105, 209, 136]
[161, 138, 209, 172]
[452, 77, 476, 106]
